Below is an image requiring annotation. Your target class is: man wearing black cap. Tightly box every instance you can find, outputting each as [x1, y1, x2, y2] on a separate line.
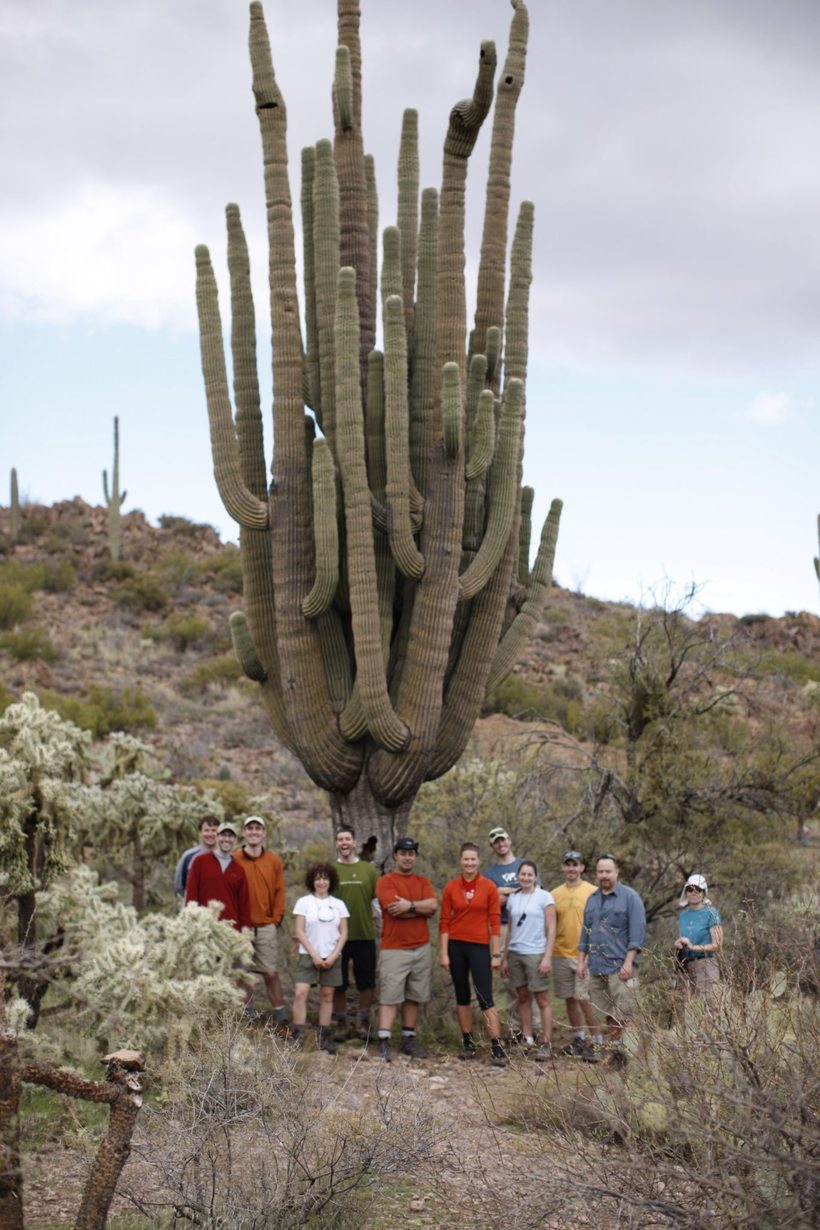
[550, 851, 600, 1058]
[374, 838, 438, 1062]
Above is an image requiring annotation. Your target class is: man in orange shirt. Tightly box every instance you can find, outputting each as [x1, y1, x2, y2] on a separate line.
[234, 816, 287, 1023]
[375, 838, 438, 1063]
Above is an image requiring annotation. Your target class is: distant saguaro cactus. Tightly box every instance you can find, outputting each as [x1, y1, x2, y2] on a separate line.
[196, 0, 563, 855]
[9, 468, 20, 545]
[815, 514, 819, 595]
[102, 417, 127, 562]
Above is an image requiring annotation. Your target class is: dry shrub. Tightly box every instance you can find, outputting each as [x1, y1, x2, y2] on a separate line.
[123, 1018, 443, 1228]
[503, 972, 819, 1229]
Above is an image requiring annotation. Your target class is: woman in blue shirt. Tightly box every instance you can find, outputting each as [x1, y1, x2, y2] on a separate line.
[674, 874, 722, 996]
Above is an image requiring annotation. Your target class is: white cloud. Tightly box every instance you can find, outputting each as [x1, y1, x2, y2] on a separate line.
[744, 391, 793, 424]
[0, 182, 199, 330]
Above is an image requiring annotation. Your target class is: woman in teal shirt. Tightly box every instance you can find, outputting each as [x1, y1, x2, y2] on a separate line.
[674, 874, 722, 996]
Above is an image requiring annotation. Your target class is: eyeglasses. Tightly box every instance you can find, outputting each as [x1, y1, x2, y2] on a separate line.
[684, 886, 703, 894]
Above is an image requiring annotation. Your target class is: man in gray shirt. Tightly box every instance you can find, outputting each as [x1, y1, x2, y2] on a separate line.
[577, 854, 646, 1068]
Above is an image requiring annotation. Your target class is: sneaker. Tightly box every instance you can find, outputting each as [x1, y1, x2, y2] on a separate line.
[490, 1040, 508, 1068]
[458, 1038, 477, 1061]
[533, 1042, 553, 1063]
[579, 1039, 601, 1064]
[377, 1037, 392, 1063]
[399, 1036, 427, 1058]
[288, 1029, 305, 1050]
[332, 1023, 349, 1043]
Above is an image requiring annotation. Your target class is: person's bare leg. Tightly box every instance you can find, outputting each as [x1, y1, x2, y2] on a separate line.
[456, 1004, 473, 1034]
[378, 1003, 398, 1032]
[318, 985, 334, 1028]
[292, 984, 309, 1027]
[401, 1001, 418, 1030]
[482, 1006, 502, 1042]
[263, 971, 283, 1009]
[516, 987, 533, 1039]
[534, 991, 552, 1043]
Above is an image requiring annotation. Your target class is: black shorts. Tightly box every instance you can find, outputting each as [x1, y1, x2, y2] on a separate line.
[339, 939, 377, 993]
[447, 939, 494, 1010]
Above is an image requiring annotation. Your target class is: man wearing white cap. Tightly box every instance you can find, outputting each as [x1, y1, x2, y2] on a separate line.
[235, 816, 287, 1022]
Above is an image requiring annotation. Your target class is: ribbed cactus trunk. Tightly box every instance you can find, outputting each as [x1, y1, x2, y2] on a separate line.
[196, 0, 563, 860]
[102, 416, 126, 562]
[9, 468, 20, 546]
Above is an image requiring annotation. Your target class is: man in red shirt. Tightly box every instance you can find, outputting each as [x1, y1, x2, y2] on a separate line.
[375, 838, 438, 1063]
[185, 821, 251, 931]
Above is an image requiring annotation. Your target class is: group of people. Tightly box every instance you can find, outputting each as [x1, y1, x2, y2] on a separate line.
[176, 816, 722, 1065]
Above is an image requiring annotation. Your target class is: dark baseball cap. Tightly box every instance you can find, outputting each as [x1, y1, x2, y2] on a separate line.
[562, 850, 584, 862]
[393, 837, 419, 853]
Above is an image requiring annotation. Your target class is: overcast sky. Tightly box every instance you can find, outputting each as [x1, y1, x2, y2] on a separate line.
[2, 0, 818, 616]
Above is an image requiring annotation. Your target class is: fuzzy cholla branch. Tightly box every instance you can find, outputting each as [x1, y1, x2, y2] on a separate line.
[39, 868, 252, 1051]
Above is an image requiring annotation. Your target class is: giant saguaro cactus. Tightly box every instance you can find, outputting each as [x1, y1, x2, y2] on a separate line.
[196, 0, 562, 856]
[102, 416, 126, 562]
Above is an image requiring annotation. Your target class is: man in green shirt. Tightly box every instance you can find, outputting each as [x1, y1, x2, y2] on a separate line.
[333, 826, 380, 1042]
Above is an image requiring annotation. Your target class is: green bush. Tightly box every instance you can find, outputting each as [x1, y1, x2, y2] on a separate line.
[0, 558, 75, 594]
[112, 573, 168, 613]
[758, 649, 820, 685]
[158, 514, 215, 538]
[163, 613, 212, 651]
[486, 673, 584, 733]
[210, 548, 243, 595]
[158, 549, 203, 592]
[93, 559, 136, 583]
[40, 559, 76, 592]
[0, 683, 15, 715]
[182, 654, 243, 693]
[0, 581, 33, 629]
[38, 685, 158, 737]
[0, 626, 58, 664]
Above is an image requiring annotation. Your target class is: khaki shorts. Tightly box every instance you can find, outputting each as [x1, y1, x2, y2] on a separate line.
[507, 951, 550, 994]
[294, 953, 342, 987]
[588, 972, 639, 1024]
[681, 957, 719, 996]
[552, 956, 590, 1001]
[379, 944, 431, 1006]
[250, 924, 279, 975]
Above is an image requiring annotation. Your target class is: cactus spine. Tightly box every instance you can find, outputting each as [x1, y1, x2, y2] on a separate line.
[102, 417, 127, 562]
[9, 468, 20, 546]
[196, 0, 563, 855]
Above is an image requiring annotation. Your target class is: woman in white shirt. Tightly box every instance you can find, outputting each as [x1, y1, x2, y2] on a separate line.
[292, 862, 349, 1053]
[501, 860, 557, 1060]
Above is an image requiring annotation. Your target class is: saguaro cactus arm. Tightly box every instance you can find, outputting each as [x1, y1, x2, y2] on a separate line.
[9, 468, 20, 546]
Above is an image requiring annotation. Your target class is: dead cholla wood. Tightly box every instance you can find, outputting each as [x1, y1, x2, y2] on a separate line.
[196, 0, 563, 857]
[21, 1051, 145, 1230]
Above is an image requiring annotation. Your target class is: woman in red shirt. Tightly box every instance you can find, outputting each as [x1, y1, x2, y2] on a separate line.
[440, 843, 506, 1065]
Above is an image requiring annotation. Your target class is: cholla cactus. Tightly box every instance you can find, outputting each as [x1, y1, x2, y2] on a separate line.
[0, 693, 96, 1023]
[40, 867, 251, 1052]
[196, 1, 562, 855]
[102, 416, 127, 562]
[93, 733, 221, 910]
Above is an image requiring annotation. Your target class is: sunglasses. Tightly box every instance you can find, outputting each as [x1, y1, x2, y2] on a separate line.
[516, 914, 527, 926]
[684, 886, 704, 893]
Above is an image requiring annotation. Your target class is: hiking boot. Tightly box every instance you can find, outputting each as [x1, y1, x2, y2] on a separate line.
[458, 1037, 477, 1061]
[332, 1022, 349, 1043]
[377, 1036, 393, 1063]
[490, 1040, 508, 1068]
[316, 1028, 337, 1055]
[579, 1038, 601, 1064]
[399, 1035, 427, 1058]
[288, 1029, 305, 1050]
[533, 1042, 553, 1063]
[354, 1021, 371, 1043]
[560, 1036, 586, 1057]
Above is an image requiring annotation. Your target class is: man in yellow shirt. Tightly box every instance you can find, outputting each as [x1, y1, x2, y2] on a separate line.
[550, 851, 600, 1059]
